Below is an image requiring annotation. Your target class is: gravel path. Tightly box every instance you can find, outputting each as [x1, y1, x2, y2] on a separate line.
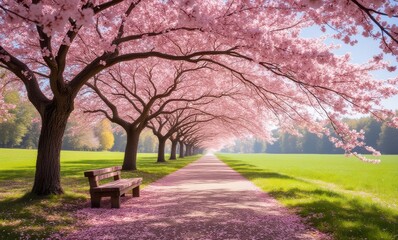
[65, 155, 329, 240]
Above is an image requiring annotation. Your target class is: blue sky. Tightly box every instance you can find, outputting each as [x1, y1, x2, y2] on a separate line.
[301, 26, 397, 110]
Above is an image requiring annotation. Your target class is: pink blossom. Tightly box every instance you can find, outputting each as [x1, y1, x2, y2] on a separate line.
[63, 156, 330, 240]
[386, 66, 397, 72]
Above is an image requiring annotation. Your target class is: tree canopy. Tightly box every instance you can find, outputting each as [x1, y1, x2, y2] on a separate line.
[1, 0, 397, 195]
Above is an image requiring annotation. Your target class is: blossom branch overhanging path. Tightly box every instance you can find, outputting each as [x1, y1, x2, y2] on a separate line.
[0, 0, 397, 195]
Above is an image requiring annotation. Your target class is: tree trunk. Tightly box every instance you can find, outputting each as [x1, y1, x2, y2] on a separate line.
[122, 128, 141, 170]
[179, 141, 185, 158]
[32, 102, 71, 195]
[186, 144, 192, 156]
[169, 140, 178, 160]
[157, 138, 166, 163]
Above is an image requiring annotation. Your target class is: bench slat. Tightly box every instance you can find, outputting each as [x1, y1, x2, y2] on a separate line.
[97, 171, 121, 182]
[91, 178, 142, 192]
[84, 166, 122, 177]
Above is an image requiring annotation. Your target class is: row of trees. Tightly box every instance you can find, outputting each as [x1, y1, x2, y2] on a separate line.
[67, 127, 180, 154]
[0, 88, 206, 159]
[0, 90, 163, 152]
[222, 116, 398, 154]
[0, 91, 113, 151]
[1, 1, 398, 195]
[5, 89, 397, 156]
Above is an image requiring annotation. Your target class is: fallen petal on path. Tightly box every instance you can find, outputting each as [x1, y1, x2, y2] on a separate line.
[64, 155, 331, 240]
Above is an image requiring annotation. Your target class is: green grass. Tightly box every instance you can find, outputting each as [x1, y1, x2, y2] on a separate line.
[218, 154, 398, 240]
[0, 148, 199, 239]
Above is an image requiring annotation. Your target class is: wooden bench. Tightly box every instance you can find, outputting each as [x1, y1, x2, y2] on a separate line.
[84, 166, 142, 208]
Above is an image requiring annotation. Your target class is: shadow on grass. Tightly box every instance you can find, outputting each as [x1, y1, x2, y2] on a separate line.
[0, 154, 200, 239]
[296, 197, 398, 239]
[61, 158, 124, 176]
[222, 157, 398, 240]
[0, 169, 35, 181]
[269, 188, 340, 199]
[227, 162, 298, 181]
[0, 192, 85, 240]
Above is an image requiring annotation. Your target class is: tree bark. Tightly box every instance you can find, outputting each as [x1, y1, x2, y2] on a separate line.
[32, 102, 71, 195]
[186, 144, 192, 156]
[179, 141, 185, 158]
[169, 140, 178, 160]
[122, 129, 141, 170]
[157, 138, 167, 163]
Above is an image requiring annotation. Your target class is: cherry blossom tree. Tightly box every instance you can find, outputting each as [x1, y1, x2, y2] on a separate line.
[148, 116, 179, 162]
[82, 60, 230, 169]
[167, 110, 218, 160]
[182, 127, 216, 156]
[169, 130, 183, 160]
[1, 0, 397, 195]
[148, 109, 220, 162]
[295, 0, 398, 60]
[169, 92, 274, 156]
[0, 0, 246, 194]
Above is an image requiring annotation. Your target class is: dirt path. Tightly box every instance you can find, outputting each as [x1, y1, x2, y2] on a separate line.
[65, 155, 329, 240]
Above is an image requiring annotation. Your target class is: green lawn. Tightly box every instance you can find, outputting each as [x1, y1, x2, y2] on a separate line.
[0, 148, 199, 239]
[218, 154, 398, 240]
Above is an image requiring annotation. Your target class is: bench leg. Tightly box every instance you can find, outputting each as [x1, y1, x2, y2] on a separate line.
[91, 195, 101, 208]
[111, 194, 121, 208]
[133, 186, 140, 197]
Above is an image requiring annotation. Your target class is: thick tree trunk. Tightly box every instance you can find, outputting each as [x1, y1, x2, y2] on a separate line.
[157, 138, 166, 163]
[179, 141, 185, 158]
[169, 140, 178, 160]
[122, 129, 141, 170]
[186, 144, 192, 156]
[32, 102, 71, 195]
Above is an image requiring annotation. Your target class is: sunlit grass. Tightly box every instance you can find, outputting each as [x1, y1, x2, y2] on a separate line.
[218, 154, 398, 240]
[0, 148, 199, 239]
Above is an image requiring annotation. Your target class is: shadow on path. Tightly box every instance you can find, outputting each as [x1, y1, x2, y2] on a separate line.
[65, 155, 329, 240]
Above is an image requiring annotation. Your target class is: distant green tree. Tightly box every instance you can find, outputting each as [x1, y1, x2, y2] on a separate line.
[318, 135, 336, 154]
[137, 130, 157, 153]
[350, 117, 382, 154]
[280, 133, 300, 153]
[233, 139, 242, 153]
[143, 135, 155, 153]
[378, 123, 398, 154]
[20, 121, 41, 149]
[111, 131, 127, 152]
[266, 141, 281, 153]
[364, 118, 382, 150]
[220, 144, 234, 153]
[253, 138, 265, 153]
[62, 122, 82, 150]
[227, 116, 397, 154]
[0, 91, 35, 148]
[265, 130, 281, 153]
[301, 131, 321, 153]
